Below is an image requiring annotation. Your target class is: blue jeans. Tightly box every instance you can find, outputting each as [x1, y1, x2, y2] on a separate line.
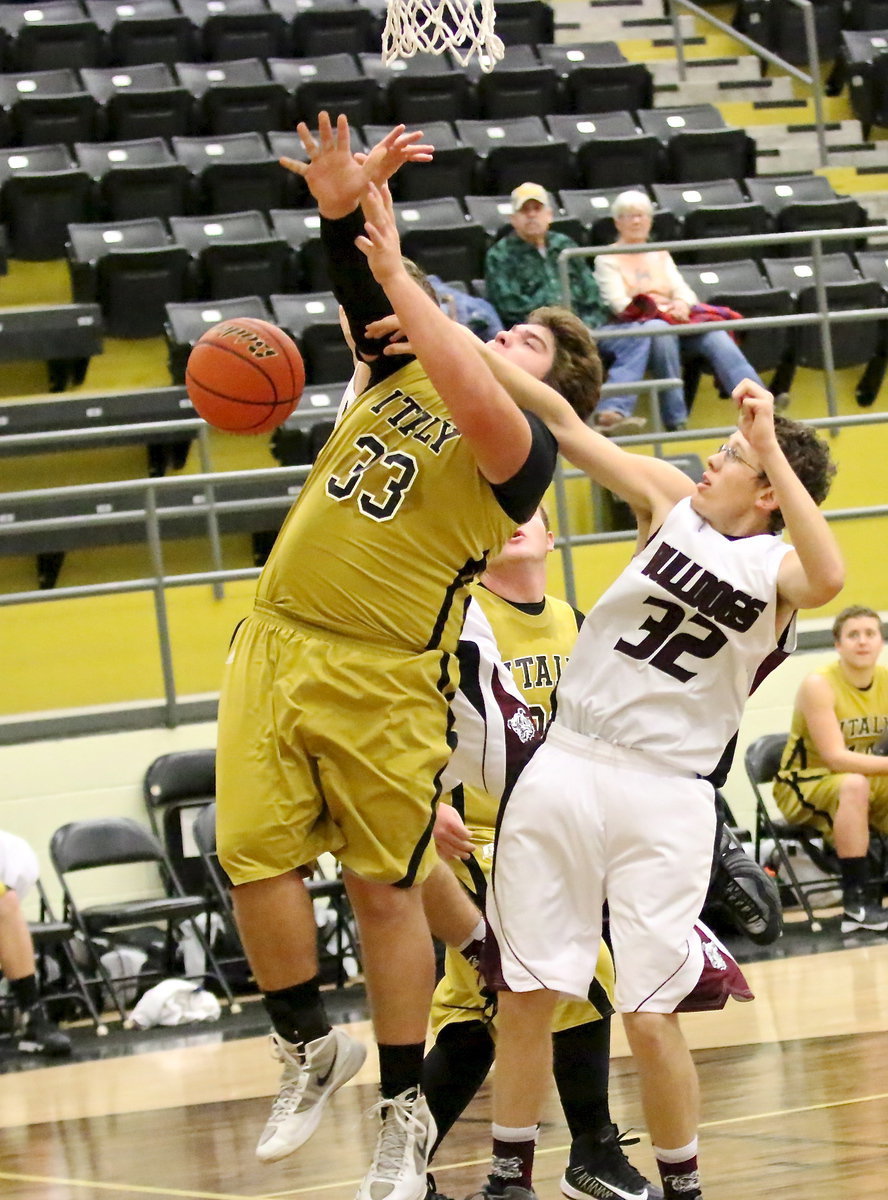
[646, 327, 764, 415]
[595, 319, 689, 431]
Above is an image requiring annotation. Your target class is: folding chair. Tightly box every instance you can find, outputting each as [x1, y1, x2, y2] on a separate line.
[143, 749, 218, 895]
[50, 816, 241, 1024]
[746, 733, 840, 932]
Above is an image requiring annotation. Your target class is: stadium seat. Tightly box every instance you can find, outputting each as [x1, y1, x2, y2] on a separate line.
[362, 121, 477, 202]
[0, 0, 103, 72]
[455, 115, 572, 194]
[491, 0, 554, 45]
[164, 293, 271, 381]
[464, 44, 559, 120]
[85, 0, 195, 66]
[177, 0, 289, 62]
[0, 67, 100, 147]
[74, 137, 191, 220]
[270, 290, 355, 384]
[172, 131, 288, 214]
[744, 172, 837, 215]
[358, 51, 473, 124]
[81, 63, 196, 143]
[651, 180, 770, 261]
[560, 60, 653, 115]
[270, 53, 380, 127]
[174, 58, 289, 136]
[573, 132, 662, 192]
[269, 206, 327, 289]
[287, 1, 379, 59]
[169, 209, 290, 299]
[0, 143, 92, 258]
[560, 185, 677, 245]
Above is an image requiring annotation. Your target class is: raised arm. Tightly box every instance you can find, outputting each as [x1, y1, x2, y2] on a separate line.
[737, 382, 844, 613]
[797, 674, 888, 776]
[356, 182, 533, 485]
[471, 328, 695, 526]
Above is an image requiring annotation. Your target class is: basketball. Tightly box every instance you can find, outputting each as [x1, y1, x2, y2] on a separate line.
[186, 317, 305, 435]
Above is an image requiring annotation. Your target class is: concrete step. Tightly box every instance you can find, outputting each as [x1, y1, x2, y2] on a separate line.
[653, 73, 795, 105]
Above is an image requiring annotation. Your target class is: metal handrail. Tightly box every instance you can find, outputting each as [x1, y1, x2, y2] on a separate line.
[558, 224, 888, 420]
[667, 0, 829, 166]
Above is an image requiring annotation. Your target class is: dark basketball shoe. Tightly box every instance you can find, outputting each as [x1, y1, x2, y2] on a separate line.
[713, 825, 782, 945]
[16, 1006, 72, 1057]
[426, 1173, 455, 1200]
[841, 889, 888, 933]
[465, 1187, 538, 1200]
[561, 1126, 664, 1200]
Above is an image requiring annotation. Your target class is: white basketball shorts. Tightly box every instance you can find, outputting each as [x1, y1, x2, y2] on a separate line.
[0, 830, 39, 899]
[487, 724, 719, 1013]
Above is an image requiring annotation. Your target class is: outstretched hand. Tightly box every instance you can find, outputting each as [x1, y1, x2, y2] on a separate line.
[279, 112, 433, 220]
[355, 181, 405, 288]
[734, 378, 778, 458]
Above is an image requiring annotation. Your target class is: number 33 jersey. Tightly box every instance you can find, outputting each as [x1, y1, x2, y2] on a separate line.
[555, 496, 794, 777]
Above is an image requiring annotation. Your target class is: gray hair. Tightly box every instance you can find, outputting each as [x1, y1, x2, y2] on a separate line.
[611, 190, 654, 219]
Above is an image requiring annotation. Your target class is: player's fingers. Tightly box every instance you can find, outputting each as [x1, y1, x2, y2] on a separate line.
[294, 122, 315, 156]
[278, 155, 307, 176]
[335, 111, 351, 153]
[315, 111, 333, 146]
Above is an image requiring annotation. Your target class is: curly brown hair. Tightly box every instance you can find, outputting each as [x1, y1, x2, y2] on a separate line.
[768, 414, 837, 533]
[529, 305, 602, 421]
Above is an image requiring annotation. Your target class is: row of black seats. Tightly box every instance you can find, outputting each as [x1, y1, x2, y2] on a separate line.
[1, 102, 763, 259]
[733, 0, 888, 65]
[0, 0, 556, 71]
[829, 27, 888, 133]
[0, 43, 653, 149]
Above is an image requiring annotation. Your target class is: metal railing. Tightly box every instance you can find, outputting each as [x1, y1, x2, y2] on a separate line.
[557, 224, 888, 420]
[667, 0, 829, 166]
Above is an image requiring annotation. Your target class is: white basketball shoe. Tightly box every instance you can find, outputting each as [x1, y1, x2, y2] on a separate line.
[356, 1086, 436, 1200]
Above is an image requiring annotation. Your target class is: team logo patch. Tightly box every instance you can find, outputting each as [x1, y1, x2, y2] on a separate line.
[703, 940, 727, 971]
[507, 709, 537, 744]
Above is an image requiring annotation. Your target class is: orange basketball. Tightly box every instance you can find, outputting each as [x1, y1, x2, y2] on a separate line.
[186, 317, 306, 435]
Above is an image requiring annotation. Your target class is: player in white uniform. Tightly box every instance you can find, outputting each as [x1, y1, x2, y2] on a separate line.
[448, 364, 842, 1200]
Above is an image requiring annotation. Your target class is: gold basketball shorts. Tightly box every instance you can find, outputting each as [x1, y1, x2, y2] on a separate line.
[216, 603, 457, 888]
[775, 770, 888, 836]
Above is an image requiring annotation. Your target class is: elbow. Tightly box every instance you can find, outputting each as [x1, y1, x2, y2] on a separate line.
[804, 567, 845, 610]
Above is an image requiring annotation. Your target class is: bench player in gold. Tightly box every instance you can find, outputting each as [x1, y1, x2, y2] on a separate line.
[214, 115, 603, 1200]
[421, 507, 661, 1200]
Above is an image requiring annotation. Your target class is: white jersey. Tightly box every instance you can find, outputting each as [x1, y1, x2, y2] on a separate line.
[555, 496, 795, 777]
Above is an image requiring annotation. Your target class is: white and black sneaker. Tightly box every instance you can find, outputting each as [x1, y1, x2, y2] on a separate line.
[841, 895, 888, 933]
[16, 1007, 72, 1057]
[256, 1027, 367, 1163]
[560, 1126, 664, 1200]
[712, 826, 782, 945]
[356, 1086, 436, 1200]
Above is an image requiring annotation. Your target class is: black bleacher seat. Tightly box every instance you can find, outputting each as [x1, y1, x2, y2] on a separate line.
[269, 206, 328, 290]
[855, 248, 888, 293]
[169, 209, 289, 299]
[462, 43, 559, 120]
[362, 120, 476, 202]
[769, 197, 869, 257]
[174, 57, 289, 136]
[638, 104, 726, 141]
[0, 470, 301, 588]
[177, 0, 289, 63]
[847, 0, 888, 26]
[270, 53, 380, 127]
[0, 0, 103, 72]
[763, 252, 887, 386]
[668, 128, 757, 185]
[768, 0, 844, 66]
[680, 257, 795, 381]
[270, 379, 347, 466]
[172, 130, 287, 213]
[67, 216, 191, 337]
[547, 111, 639, 151]
[651, 179, 770, 261]
[80, 63, 196, 143]
[0, 67, 100, 147]
[454, 116, 571, 194]
[357, 51, 472, 124]
[829, 26, 888, 101]
[164, 293, 270, 382]
[560, 185, 677, 245]
[491, 0, 554, 45]
[849, 48, 888, 136]
[744, 172, 838, 213]
[270, 290, 354, 384]
[0, 301, 102, 390]
[0, 141, 93, 258]
[572, 132, 662, 192]
[85, 0, 195, 67]
[287, 0, 379, 59]
[74, 136, 191, 220]
[0, 386, 197, 477]
[399, 219, 489, 283]
[536, 41, 625, 72]
[557, 60, 653, 115]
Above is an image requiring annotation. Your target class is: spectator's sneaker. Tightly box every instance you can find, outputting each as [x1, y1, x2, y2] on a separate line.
[841, 896, 888, 933]
[15, 1007, 72, 1057]
[464, 1187, 538, 1199]
[592, 415, 646, 438]
[713, 825, 782, 945]
[561, 1126, 663, 1200]
[357, 1087, 436, 1200]
[255, 1028, 366, 1163]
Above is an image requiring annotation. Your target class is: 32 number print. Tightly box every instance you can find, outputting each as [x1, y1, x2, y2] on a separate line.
[326, 434, 419, 521]
[614, 596, 727, 682]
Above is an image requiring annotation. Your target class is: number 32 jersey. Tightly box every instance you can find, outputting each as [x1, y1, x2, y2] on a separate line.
[555, 496, 794, 777]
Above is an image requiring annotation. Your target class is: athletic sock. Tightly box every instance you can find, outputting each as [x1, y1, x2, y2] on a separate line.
[840, 855, 870, 905]
[489, 1122, 538, 1193]
[378, 1042, 425, 1100]
[654, 1139, 702, 1200]
[9, 973, 39, 1012]
[553, 1019, 612, 1140]
[422, 1020, 495, 1157]
[263, 976, 331, 1046]
[458, 917, 487, 969]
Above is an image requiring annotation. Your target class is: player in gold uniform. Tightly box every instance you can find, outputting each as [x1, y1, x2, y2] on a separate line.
[214, 115, 603, 1200]
[774, 605, 888, 932]
[421, 509, 660, 1200]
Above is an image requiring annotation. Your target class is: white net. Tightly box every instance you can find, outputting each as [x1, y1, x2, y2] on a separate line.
[382, 0, 505, 71]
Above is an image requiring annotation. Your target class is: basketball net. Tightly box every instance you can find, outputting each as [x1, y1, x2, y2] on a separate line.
[382, 0, 505, 71]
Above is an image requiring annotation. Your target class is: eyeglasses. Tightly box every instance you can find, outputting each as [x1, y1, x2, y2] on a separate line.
[718, 443, 767, 478]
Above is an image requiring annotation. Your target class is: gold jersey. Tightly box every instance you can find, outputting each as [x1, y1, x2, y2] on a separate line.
[779, 660, 888, 778]
[257, 360, 517, 654]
